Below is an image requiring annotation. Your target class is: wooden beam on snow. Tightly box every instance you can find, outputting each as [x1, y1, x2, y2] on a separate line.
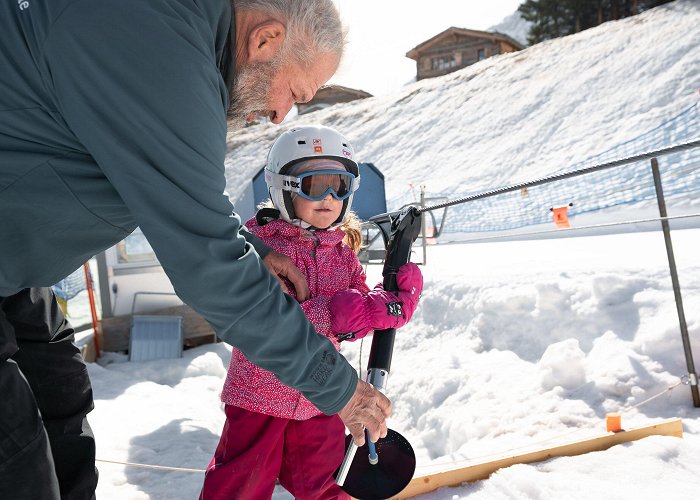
[396, 418, 683, 498]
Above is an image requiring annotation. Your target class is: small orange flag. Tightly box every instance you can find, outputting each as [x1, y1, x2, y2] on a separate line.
[551, 204, 572, 228]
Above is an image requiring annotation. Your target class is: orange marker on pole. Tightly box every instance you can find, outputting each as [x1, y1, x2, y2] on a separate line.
[550, 203, 573, 229]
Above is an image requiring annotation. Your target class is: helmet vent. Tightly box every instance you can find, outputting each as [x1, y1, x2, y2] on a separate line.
[297, 140, 306, 145]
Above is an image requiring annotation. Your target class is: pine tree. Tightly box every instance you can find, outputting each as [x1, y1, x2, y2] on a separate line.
[519, 0, 674, 45]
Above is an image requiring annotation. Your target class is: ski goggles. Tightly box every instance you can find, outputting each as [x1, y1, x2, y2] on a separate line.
[266, 169, 360, 201]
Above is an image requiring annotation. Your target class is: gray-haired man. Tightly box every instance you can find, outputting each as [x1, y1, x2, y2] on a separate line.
[0, 1, 389, 498]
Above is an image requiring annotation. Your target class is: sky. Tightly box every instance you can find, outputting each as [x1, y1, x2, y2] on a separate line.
[63, 1, 700, 498]
[328, 0, 526, 95]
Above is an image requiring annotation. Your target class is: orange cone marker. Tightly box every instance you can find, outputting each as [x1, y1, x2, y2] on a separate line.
[606, 413, 622, 432]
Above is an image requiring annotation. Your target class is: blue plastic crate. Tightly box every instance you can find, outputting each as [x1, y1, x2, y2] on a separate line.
[129, 315, 183, 362]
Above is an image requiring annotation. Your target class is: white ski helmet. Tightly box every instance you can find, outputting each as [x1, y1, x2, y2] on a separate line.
[265, 125, 360, 226]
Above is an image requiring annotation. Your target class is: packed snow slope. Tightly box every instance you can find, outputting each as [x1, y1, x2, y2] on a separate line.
[223, 0, 700, 205]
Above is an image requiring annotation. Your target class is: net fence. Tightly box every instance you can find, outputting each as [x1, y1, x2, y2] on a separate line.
[389, 101, 700, 234]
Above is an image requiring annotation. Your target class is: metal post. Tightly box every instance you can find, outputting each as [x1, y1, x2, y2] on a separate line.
[651, 158, 700, 407]
[420, 186, 427, 265]
[83, 262, 101, 357]
[95, 251, 113, 318]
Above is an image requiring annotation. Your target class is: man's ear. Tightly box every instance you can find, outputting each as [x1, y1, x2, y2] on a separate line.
[247, 20, 286, 63]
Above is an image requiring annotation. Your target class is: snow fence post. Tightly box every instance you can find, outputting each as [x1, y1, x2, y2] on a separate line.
[651, 157, 700, 407]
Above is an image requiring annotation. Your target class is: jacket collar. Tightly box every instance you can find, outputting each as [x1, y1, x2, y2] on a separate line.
[248, 218, 346, 247]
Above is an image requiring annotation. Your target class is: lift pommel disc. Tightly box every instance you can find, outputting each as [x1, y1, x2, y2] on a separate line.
[335, 206, 422, 500]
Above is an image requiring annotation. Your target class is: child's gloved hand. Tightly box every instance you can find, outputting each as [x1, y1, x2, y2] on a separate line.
[331, 262, 423, 341]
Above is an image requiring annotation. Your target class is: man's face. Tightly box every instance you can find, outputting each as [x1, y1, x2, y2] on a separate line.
[227, 51, 339, 129]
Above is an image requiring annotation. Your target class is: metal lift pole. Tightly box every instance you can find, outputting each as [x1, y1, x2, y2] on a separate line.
[650, 157, 700, 407]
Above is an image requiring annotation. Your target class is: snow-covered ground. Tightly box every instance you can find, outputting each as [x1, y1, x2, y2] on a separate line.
[79, 1, 700, 498]
[88, 227, 700, 499]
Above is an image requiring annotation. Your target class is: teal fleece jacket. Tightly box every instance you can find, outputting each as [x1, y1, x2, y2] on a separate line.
[0, 0, 357, 414]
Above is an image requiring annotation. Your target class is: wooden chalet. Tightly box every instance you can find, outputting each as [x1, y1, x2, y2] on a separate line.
[406, 27, 523, 80]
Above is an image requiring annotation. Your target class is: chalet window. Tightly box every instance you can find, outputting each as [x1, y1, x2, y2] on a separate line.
[431, 55, 456, 70]
[477, 48, 486, 61]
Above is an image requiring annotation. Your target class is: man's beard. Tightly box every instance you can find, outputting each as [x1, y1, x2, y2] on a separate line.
[227, 56, 281, 130]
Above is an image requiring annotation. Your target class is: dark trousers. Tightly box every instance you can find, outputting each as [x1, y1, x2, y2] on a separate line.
[0, 288, 98, 500]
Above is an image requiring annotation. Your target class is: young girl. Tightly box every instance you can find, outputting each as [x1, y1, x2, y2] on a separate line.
[200, 125, 422, 499]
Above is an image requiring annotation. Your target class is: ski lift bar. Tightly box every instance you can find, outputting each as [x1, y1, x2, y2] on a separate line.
[365, 207, 422, 389]
[336, 206, 421, 498]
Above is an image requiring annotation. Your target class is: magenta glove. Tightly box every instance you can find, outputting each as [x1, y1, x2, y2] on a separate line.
[330, 262, 423, 340]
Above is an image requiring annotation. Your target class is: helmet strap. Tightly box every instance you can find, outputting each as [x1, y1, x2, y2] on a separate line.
[255, 207, 281, 226]
[282, 191, 297, 222]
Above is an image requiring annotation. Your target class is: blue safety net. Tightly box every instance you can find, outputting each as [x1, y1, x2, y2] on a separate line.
[388, 101, 700, 234]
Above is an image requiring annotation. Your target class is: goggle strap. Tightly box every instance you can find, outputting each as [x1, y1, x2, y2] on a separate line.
[265, 171, 302, 194]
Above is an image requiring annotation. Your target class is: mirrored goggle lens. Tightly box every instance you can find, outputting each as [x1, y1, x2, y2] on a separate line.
[298, 172, 354, 201]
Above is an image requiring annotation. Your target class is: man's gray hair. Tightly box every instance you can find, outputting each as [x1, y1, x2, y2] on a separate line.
[234, 0, 347, 66]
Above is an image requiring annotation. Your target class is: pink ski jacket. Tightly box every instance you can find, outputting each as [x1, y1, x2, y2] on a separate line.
[220, 217, 370, 420]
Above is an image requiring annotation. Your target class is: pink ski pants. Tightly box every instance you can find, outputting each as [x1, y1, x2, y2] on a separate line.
[200, 405, 350, 499]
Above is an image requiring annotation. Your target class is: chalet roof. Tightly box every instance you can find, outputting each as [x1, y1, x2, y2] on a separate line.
[296, 84, 372, 116]
[406, 27, 524, 60]
[314, 84, 373, 99]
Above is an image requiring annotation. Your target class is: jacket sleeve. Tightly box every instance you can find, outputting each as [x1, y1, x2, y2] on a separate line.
[299, 296, 334, 337]
[40, 1, 356, 414]
[239, 226, 272, 259]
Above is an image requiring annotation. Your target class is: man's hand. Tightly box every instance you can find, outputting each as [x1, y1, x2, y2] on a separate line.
[338, 379, 391, 446]
[262, 250, 310, 301]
